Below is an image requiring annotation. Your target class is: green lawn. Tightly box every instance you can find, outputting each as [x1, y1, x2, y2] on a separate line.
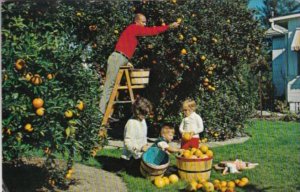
[85, 120, 300, 192]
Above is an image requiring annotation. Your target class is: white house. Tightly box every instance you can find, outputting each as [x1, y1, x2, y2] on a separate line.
[266, 12, 300, 113]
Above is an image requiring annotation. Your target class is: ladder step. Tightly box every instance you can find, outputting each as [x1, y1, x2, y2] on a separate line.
[118, 85, 146, 89]
[114, 101, 133, 104]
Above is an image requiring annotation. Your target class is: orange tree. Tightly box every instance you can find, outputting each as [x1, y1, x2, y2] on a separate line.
[2, 1, 106, 188]
[60, 0, 265, 141]
[130, 0, 265, 140]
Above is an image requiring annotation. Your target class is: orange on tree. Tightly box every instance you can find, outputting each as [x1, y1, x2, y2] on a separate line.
[47, 73, 54, 80]
[65, 173, 72, 179]
[179, 34, 184, 40]
[15, 59, 25, 70]
[181, 48, 187, 55]
[32, 98, 44, 108]
[24, 123, 33, 132]
[25, 72, 33, 81]
[36, 107, 45, 116]
[31, 74, 43, 85]
[76, 100, 84, 111]
[177, 18, 182, 23]
[64, 110, 73, 118]
[192, 37, 197, 42]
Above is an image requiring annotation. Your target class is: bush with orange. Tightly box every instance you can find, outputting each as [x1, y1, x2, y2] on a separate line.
[2, 1, 106, 189]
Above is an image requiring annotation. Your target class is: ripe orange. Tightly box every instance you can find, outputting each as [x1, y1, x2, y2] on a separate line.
[203, 78, 209, 83]
[171, 0, 176, 3]
[203, 182, 214, 192]
[25, 73, 33, 81]
[181, 48, 187, 55]
[192, 37, 197, 42]
[36, 107, 45, 116]
[207, 71, 213, 75]
[32, 98, 44, 108]
[179, 34, 184, 40]
[182, 132, 192, 141]
[183, 150, 192, 158]
[200, 145, 209, 153]
[227, 181, 235, 188]
[24, 123, 33, 132]
[169, 174, 179, 184]
[47, 74, 54, 80]
[76, 100, 84, 111]
[187, 180, 198, 191]
[201, 55, 206, 61]
[64, 110, 73, 118]
[31, 74, 42, 85]
[65, 173, 72, 179]
[177, 18, 182, 23]
[206, 150, 213, 157]
[114, 30, 119, 34]
[154, 177, 165, 188]
[195, 149, 203, 157]
[162, 177, 170, 185]
[15, 59, 25, 70]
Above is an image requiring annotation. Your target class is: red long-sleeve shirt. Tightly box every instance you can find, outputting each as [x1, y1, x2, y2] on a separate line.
[115, 24, 169, 59]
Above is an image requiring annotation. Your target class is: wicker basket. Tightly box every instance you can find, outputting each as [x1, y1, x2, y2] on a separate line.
[140, 147, 170, 180]
[176, 156, 213, 182]
[130, 69, 150, 85]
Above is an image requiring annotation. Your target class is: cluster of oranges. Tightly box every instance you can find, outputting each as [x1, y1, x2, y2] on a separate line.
[153, 174, 179, 188]
[186, 177, 249, 192]
[15, 59, 54, 86]
[212, 177, 249, 192]
[179, 145, 213, 159]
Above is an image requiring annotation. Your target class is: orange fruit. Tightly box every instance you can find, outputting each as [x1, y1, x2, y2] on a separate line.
[187, 180, 198, 191]
[234, 179, 240, 185]
[179, 34, 184, 40]
[220, 181, 227, 188]
[203, 182, 214, 192]
[181, 48, 187, 55]
[25, 72, 33, 81]
[237, 181, 247, 187]
[31, 74, 42, 85]
[207, 70, 213, 75]
[201, 55, 206, 61]
[32, 98, 44, 108]
[199, 145, 209, 153]
[227, 181, 235, 188]
[177, 18, 182, 23]
[76, 100, 84, 111]
[171, 0, 176, 3]
[241, 177, 249, 184]
[114, 30, 119, 34]
[183, 150, 192, 158]
[15, 59, 25, 70]
[162, 177, 170, 185]
[24, 123, 33, 132]
[182, 132, 192, 141]
[65, 173, 72, 179]
[64, 110, 73, 118]
[154, 177, 165, 188]
[169, 174, 179, 184]
[192, 37, 197, 42]
[203, 78, 209, 83]
[195, 149, 203, 157]
[36, 107, 45, 116]
[206, 150, 213, 157]
[47, 74, 54, 80]
[196, 183, 203, 189]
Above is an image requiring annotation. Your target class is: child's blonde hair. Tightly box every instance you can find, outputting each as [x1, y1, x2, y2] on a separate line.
[160, 125, 175, 136]
[182, 98, 197, 112]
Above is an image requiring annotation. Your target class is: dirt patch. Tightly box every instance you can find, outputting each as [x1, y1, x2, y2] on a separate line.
[3, 157, 127, 192]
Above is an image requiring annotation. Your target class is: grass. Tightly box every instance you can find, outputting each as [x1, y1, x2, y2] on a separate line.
[4, 120, 299, 191]
[87, 120, 300, 192]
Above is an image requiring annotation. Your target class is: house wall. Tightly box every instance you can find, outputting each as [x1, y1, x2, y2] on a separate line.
[288, 18, 300, 79]
[272, 36, 287, 97]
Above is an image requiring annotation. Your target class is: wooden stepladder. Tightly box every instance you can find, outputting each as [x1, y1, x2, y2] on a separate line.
[101, 65, 150, 126]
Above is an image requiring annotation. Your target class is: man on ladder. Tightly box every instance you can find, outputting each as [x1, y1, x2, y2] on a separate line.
[100, 13, 180, 120]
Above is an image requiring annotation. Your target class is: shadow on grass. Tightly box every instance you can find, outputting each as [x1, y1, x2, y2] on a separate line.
[95, 155, 144, 178]
[3, 162, 48, 192]
[242, 184, 272, 192]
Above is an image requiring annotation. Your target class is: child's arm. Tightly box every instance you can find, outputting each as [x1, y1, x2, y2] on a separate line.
[179, 119, 184, 134]
[166, 146, 184, 154]
[195, 114, 204, 134]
